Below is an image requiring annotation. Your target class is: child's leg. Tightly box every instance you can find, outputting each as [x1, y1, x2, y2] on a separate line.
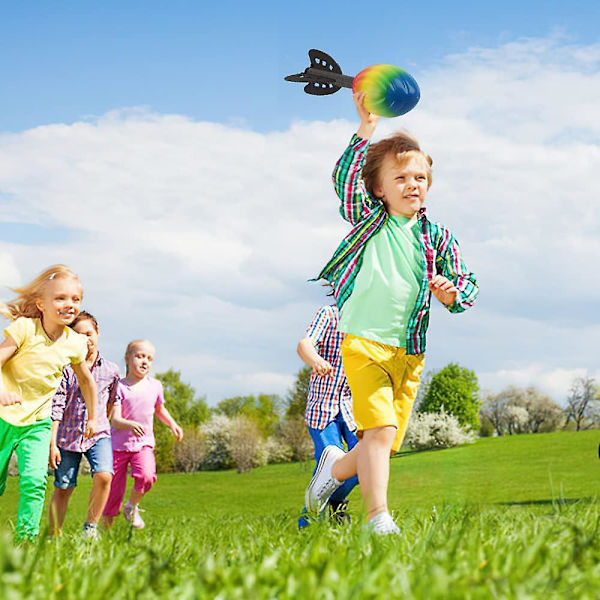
[332, 336, 397, 519]
[128, 446, 156, 504]
[333, 342, 424, 519]
[103, 450, 130, 521]
[330, 415, 360, 503]
[0, 417, 19, 498]
[85, 437, 113, 525]
[14, 419, 52, 539]
[49, 447, 82, 535]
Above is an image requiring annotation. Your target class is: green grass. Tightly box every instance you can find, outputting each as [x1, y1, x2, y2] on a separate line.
[1, 430, 599, 598]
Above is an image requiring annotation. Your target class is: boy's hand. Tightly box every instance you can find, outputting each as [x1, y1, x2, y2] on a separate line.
[0, 391, 22, 406]
[130, 421, 146, 437]
[49, 444, 61, 470]
[171, 424, 184, 442]
[429, 275, 459, 306]
[84, 418, 98, 439]
[354, 92, 379, 139]
[311, 357, 333, 378]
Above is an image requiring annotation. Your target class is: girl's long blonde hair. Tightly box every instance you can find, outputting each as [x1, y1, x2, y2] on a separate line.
[0, 264, 82, 321]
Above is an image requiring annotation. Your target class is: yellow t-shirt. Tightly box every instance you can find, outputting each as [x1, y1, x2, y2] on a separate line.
[0, 317, 88, 426]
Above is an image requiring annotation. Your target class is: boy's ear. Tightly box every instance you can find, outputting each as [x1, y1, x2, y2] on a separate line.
[373, 184, 384, 199]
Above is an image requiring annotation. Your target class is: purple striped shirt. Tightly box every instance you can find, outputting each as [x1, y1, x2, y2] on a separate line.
[51, 353, 121, 452]
[304, 305, 356, 431]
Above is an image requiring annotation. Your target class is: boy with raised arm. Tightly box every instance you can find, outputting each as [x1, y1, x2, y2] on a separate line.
[305, 93, 478, 534]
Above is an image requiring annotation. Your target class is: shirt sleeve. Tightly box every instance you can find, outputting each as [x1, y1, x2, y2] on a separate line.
[51, 368, 70, 422]
[305, 306, 332, 347]
[4, 317, 32, 348]
[436, 230, 479, 314]
[69, 332, 88, 365]
[332, 134, 381, 225]
[107, 371, 121, 408]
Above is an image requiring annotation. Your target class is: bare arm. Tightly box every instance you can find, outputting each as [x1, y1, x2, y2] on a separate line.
[297, 337, 333, 377]
[109, 403, 146, 437]
[354, 91, 379, 140]
[49, 421, 61, 469]
[0, 335, 22, 406]
[71, 361, 98, 438]
[155, 404, 183, 441]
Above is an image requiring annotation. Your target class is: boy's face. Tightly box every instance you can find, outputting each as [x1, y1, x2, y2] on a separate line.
[373, 152, 430, 218]
[73, 318, 99, 361]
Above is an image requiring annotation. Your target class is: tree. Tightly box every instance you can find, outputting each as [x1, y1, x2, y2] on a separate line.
[156, 369, 209, 426]
[480, 386, 564, 436]
[286, 366, 312, 419]
[565, 377, 599, 431]
[419, 363, 480, 430]
[214, 394, 282, 437]
[521, 387, 563, 433]
[480, 389, 510, 436]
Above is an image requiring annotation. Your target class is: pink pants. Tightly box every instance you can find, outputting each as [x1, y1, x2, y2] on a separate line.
[103, 446, 157, 517]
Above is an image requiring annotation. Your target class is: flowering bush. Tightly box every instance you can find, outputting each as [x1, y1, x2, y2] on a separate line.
[263, 437, 294, 464]
[229, 416, 267, 473]
[174, 427, 207, 473]
[405, 409, 475, 450]
[199, 415, 234, 470]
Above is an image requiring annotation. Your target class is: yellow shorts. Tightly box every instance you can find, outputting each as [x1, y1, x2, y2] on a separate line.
[341, 334, 425, 452]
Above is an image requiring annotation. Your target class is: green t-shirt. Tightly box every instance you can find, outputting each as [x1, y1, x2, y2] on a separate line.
[339, 214, 424, 347]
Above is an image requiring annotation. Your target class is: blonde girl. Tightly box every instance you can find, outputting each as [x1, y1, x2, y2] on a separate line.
[0, 265, 98, 539]
[103, 339, 182, 530]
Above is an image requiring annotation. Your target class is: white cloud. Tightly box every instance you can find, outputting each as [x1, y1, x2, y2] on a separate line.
[1, 35, 599, 403]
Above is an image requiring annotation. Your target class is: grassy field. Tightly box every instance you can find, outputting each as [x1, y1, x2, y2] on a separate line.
[1, 430, 599, 598]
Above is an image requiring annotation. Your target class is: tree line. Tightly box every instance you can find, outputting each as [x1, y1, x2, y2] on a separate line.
[153, 365, 600, 474]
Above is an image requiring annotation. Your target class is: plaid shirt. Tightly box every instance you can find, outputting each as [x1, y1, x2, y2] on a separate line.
[51, 353, 121, 452]
[304, 305, 356, 431]
[316, 134, 479, 355]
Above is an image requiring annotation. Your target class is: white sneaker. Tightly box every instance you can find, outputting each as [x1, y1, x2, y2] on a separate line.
[123, 502, 145, 529]
[367, 512, 401, 536]
[82, 523, 98, 540]
[305, 445, 345, 513]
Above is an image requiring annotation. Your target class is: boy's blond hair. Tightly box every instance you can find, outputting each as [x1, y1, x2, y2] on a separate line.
[0, 264, 82, 321]
[363, 131, 433, 198]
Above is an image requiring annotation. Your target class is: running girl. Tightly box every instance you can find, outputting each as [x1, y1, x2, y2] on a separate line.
[0, 265, 98, 539]
[103, 339, 182, 529]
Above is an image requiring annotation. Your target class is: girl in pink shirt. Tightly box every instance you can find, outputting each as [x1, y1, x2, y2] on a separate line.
[103, 339, 182, 529]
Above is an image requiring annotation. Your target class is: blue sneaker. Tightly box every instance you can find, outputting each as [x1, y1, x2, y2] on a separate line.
[298, 507, 311, 529]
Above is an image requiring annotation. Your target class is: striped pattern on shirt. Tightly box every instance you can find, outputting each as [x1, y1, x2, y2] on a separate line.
[316, 134, 479, 355]
[304, 305, 356, 431]
[51, 353, 121, 453]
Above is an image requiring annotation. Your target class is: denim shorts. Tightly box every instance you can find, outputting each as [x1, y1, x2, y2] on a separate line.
[54, 436, 114, 489]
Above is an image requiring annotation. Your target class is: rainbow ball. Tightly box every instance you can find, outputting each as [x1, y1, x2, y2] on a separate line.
[352, 64, 420, 118]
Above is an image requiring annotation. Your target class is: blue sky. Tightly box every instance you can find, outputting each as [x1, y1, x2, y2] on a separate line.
[1, 1, 600, 404]
[2, 1, 600, 132]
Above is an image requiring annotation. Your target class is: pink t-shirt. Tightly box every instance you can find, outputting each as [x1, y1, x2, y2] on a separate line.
[110, 376, 164, 452]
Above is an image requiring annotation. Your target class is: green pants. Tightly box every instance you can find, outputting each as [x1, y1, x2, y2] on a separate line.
[0, 417, 51, 539]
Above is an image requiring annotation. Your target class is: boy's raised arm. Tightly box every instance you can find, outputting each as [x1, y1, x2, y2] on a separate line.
[332, 93, 380, 225]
